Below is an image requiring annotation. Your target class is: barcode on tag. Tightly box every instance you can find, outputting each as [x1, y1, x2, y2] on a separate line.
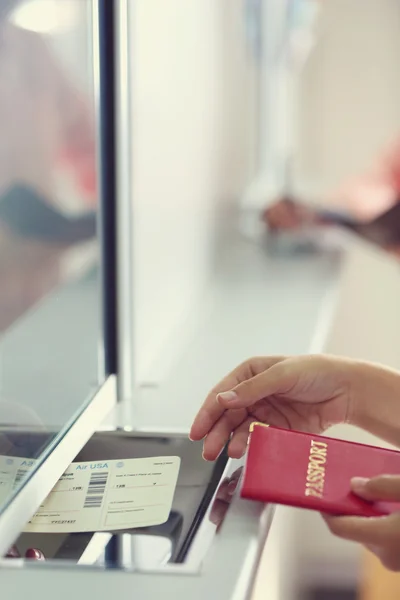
[83, 472, 109, 508]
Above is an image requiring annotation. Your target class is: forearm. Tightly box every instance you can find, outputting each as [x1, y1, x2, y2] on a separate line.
[350, 361, 400, 447]
[326, 174, 397, 222]
[325, 138, 400, 221]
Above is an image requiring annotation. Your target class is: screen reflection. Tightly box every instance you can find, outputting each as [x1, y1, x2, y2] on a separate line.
[209, 467, 243, 532]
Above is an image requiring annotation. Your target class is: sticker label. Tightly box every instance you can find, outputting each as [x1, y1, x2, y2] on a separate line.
[0, 455, 180, 533]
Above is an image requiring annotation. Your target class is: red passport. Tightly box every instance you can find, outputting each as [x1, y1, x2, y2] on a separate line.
[240, 423, 400, 517]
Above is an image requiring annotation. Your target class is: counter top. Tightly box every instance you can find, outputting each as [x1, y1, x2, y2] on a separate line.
[108, 234, 342, 432]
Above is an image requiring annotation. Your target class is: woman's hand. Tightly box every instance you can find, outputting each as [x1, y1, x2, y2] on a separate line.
[190, 355, 400, 460]
[190, 355, 358, 461]
[324, 476, 400, 571]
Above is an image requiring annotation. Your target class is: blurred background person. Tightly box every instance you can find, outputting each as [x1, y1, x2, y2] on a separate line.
[263, 136, 400, 232]
[0, 0, 96, 332]
[262, 0, 400, 259]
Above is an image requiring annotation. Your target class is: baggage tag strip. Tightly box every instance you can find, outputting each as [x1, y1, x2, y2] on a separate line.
[0, 455, 180, 533]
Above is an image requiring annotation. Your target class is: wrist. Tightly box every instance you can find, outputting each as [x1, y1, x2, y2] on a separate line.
[349, 360, 400, 445]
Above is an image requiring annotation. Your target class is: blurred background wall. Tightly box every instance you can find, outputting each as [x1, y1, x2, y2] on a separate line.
[129, 0, 259, 382]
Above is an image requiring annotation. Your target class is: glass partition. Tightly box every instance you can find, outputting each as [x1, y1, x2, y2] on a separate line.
[2, 0, 266, 568]
[0, 0, 108, 512]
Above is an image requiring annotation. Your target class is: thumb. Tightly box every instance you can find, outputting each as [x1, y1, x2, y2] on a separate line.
[216, 363, 293, 409]
[351, 475, 400, 502]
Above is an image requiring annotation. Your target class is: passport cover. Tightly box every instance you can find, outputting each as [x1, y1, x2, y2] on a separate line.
[240, 423, 400, 517]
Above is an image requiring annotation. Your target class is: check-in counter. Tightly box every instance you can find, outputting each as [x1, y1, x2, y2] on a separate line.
[0, 1, 365, 596]
[0, 230, 343, 600]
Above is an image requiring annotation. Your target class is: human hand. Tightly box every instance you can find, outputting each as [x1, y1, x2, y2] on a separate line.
[262, 198, 319, 231]
[324, 476, 400, 571]
[190, 355, 357, 461]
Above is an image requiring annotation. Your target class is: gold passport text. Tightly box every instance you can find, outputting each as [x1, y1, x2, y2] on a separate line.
[304, 440, 327, 499]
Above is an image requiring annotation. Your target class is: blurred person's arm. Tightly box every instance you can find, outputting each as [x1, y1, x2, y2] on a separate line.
[264, 136, 400, 230]
[328, 136, 400, 222]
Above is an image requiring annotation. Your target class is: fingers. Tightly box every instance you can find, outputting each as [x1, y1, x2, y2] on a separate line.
[325, 511, 400, 571]
[351, 475, 400, 502]
[325, 474, 400, 547]
[323, 513, 399, 546]
[227, 417, 257, 458]
[189, 356, 285, 442]
[263, 199, 315, 231]
[203, 416, 263, 460]
[201, 408, 248, 461]
[263, 199, 301, 230]
[216, 363, 293, 410]
[189, 372, 241, 442]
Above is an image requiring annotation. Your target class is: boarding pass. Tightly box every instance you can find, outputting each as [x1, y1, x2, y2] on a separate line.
[0, 455, 180, 533]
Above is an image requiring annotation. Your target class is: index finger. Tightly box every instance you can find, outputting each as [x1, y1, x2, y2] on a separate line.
[189, 356, 284, 442]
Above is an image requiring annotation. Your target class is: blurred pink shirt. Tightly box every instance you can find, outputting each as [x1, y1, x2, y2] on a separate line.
[0, 22, 95, 205]
[330, 138, 400, 222]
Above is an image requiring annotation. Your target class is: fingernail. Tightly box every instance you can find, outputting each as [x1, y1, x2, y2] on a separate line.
[217, 391, 238, 403]
[351, 477, 369, 492]
[189, 431, 205, 442]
